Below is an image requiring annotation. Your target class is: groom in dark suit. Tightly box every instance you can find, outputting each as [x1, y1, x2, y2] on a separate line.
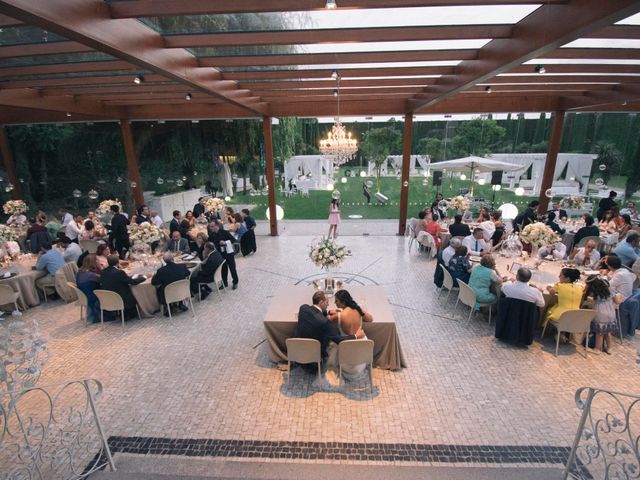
[294, 291, 364, 365]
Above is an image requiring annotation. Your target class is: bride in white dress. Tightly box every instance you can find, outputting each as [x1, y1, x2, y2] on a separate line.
[327, 290, 373, 381]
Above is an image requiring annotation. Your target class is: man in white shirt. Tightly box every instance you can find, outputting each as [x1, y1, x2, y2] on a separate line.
[58, 208, 73, 236]
[607, 255, 635, 302]
[462, 228, 490, 256]
[59, 237, 83, 263]
[442, 237, 462, 267]
[501, 267, 546, 307]
[478, 219, 496, 243]
[65, 213, 83, 242]
[150, 211, 164, 228]
[539, 241, 567, 260]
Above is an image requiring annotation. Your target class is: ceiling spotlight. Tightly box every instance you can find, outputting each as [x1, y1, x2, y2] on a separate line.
[158, 120, 165, 124]
[326, 0, 337, 8]
[133, 74, 144, 84]
[333, 89, 338, 97]
[65, 112, 71, 117]
[485, 86, 492, 93]
[331, 69, 338, 80]
[185, 93, 192, 100]
[191, 120, 199, 124]
[622, 100, 628, 106]
[535, 65, 546, 75]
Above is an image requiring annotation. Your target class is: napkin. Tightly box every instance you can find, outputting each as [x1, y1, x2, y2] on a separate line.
[3, 272, 11, 278]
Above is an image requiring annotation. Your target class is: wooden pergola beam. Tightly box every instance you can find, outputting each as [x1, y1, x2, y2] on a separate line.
[200, 49, 477, 68]
[223, 66, 455, 81]
[0, 88, 125, 118]
[542, 48, 640, 60]
[507, 64, 640, 75]
[0, 40, 92, 59]
[411, 0, 640, 112]
[0, 74, 171, 89]
[39, 84, 191, 96]
[585, 25, 640, 39]
[486, 75, 640, 85]
[0, 13, 20, 27]
[109, 0, 567, 18]
[238, 78, 439, 90]
[463, 84, 616, 93]
[166, 25, 512, 48]
[0, 0, 267, 115]
[254, 87, 424, 97]
[0, 60, 134, 78]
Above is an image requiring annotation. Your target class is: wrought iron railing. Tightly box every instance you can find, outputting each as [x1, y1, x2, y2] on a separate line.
[564, 386, 640, 480]
[0, 379, 115, 480]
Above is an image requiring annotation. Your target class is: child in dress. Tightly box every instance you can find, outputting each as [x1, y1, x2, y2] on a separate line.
[583, 275, 618, 354]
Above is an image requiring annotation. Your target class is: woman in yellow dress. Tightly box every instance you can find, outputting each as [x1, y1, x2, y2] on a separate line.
[543, 267, 583, 327]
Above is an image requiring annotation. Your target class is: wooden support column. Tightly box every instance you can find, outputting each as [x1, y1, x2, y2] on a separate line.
[537, 111, 565, 214]
[0, 126, 21, 200]
[263, 116, 278, 236]
[398, 113, 413, 235]
[119, 120, 144, 208]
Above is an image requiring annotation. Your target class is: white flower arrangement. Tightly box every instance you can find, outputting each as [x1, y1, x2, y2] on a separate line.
[519, 222, 560, 248]
[128, 221, 166, 245]
[0, 224, 19, 242]
[96, 199, 122, 216]
[3, 200, 28, 215]
[560, 195, 585, 209]
[309, 237, 351, 271]
[187, 224, 208, 240]
[204, 197, 225, 213]
[449, 195, 470, 212]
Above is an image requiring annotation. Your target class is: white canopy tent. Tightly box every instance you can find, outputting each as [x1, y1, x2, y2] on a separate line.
[283, 155, 333, 192]
[367, 155, 431, 176]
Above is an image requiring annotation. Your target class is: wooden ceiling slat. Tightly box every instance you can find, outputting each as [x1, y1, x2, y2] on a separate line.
[165, 25, 512, 48]
[0, 41, 92, 59]
[486, 75, 640, 85]
[0, 74, 171, 88]
[39, 84, 190, 96]
[0, 87, 124, 117]
[586, 25, 640, 39]
[200, 49, 476, 68]
[260, 94, 414, 103]
[463, 83, 615, 92]
[108, 0, 568, 18]
[0, 13, 20, 27]
[238, 78, 439, 90]
[507, 64, 640, 75]
[253, 86, 423, 96]
[0, 60, 134, 78]
[542, 48, 640, 60]
[222, 66, 455, 80]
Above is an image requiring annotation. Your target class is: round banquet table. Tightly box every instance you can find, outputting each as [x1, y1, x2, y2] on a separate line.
[0, 255, 46, 309]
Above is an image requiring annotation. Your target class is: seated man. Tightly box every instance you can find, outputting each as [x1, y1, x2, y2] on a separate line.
[613, 232, 640, 267]
[569, 239, 600, 268]
[294, 291, 364, 366]
[442, 237, 462, 267]
[449, 214, 471, 238]
[99, 255, 145, 319]
[606, 255, 635, 303]
[151, 252, 190, 316]
[33, 241, 66, 296]
[538, 240, 567, 260]
[167, 230, 190, 254]
[189, 242, 223, 299]
[59, 236, 83, 263]
[501, 267, 545, 307]
[462, 228, 490, 256]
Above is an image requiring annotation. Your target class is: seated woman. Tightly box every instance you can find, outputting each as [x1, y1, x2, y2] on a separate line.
[448, 245, 472, 285]
[569, 239, 600, 268]
[233, 213, 248, 241]
[424, 212, 442, 249]
[599, 210, 618, 234]
[543, 268, 583, 327]
[76, 254, 101, 323]
[476, 207, 490, 223]
[469, 254, 502, 307]
[95, 244, 111, 271]
[185, 210, 196, 228]
[327, 289, 373, 381]
[80, 220, 103, 240]
[546, 211, 566, 235]
[193, 232, 208, 260]
[583, 275, 617, 354]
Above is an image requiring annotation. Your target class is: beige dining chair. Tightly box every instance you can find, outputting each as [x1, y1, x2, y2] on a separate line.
[94, 289, 141, 332]
[0, 284, 25, 313]
[36, 275, 57, 303]
[438, 265, 459, 303]
[541, 309, 597, 357]
[162, 279, 195, 320]
[614, 303, 624, 345]
[337, 339, 374, 391]
[455, 279, 495, 326]
[285, 338, 321, 386]
[198, 260, 226, 302]
[417, 232, 437, 259]
[66, 281, 88, 323]
[79, 240, 99, 254]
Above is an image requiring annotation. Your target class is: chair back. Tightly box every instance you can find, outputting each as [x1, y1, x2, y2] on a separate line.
[576, 236, 601, 249]
[0, 284, 16, 304]
[66, 281, 88, 307]
[338, 339, 374, 366]
[285, 338, 321, 365]
[213, 259, 226, 286]
[79, 240, 99, 254]
[94, 289, 124, 312]
[55, 262, 79, 302]
[556, 309, 597, 333]
[28, 230, 51, 254]
[441, 265, 454, 290]
[164, 279, 191, 304]
[456, 279, 477, 309]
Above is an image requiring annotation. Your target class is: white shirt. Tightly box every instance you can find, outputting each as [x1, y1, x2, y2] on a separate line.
[462, 235, 490, 256]
[538, 242, 567, 260]
[442, 245, 456, 266]
[63, 242, 83, 263]
[7, 214, 26, 226]
[151, 215, 164, 228]
[60, 212, 73, 232]
[66, 219, 82, 241]
[478, 220, 496, 243]
[609, 268, 635, 302]
[572, 247, 601, 268]
[501, 280, 546, 307]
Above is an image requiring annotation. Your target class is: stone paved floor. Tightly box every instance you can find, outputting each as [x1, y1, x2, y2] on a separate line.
[11, 234, 640, 462]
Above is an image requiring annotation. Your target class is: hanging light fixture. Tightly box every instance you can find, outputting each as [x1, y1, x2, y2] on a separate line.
[133, 74, 144, 84]
[185, 93, 192, 100]
[331, 69, 338, 80]
[319, 77, 357, 166]
[485, 86, 492, 93]
[535, 65, 546, 75]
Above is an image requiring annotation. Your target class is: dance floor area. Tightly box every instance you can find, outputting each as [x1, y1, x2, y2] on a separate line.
[19, 234, 640, 468]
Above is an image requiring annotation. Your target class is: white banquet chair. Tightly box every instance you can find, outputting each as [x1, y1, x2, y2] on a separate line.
[438, 265, 459, 303]
[0, 284, 25, 313]
[541, 309, 596, 357]
[66, 281, 88, 323]
[338, 339, 374, 392]
[94, 289, 141, 332]
[198, 260, 226, 302]
[162, 279, 195, 320]
[285, 338, 321, 386]
[455, 279, 495, 326]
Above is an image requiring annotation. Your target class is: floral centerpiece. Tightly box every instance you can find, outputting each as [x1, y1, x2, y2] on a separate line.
[519, 222, 560, 250]
[3, 200, 28, 215]
[96, 199, 122, 216]
[204, 197, 225, 213]
[449, 195, 470, 213]
[309, 237, 351, 271]
[560, 195, 585, 210]
[128, 221, 166, 245]
[0, 224, 19, 242]
[187, 224, 208, 240]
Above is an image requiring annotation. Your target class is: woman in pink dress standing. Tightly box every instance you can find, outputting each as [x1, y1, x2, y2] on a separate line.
[328, 199, 341, 238]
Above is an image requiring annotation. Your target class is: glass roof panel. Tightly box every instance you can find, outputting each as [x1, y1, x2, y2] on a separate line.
[0, 70, 150, 81]
[0, 25, 67, 46]
[141, 5, 540, 34]
[218, 61, 461, 72]
[616, 13, 640, 25]
[0, 52, 116, 68]
[525, 59, 640, 65]
[562, 39, 640, 49]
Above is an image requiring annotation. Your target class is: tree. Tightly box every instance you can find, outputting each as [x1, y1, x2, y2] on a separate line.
[450, 118, 506, 157]
[417, 137, 443, 162]
[592, 142, 623, 184]
[359, 126, 402, 192]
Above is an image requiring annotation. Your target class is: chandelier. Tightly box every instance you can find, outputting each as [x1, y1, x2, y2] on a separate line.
[319, 78, 357, 165]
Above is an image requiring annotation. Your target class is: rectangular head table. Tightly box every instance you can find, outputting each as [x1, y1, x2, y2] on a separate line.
[263, 285, 406, 370]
